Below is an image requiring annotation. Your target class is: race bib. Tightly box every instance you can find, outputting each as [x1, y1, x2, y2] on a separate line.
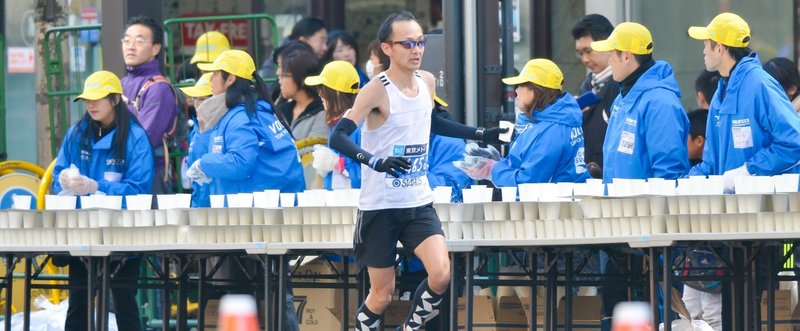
[211, 136, 223, 154]
[732, 126, 753, 149]
[385, 143, 429, 188]
[103, 171, 122, 183]
[617, 131, 635, 155]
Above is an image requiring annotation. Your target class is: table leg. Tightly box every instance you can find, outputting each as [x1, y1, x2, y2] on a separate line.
[466, 252, 474, 331]
[22, 257, 31, 331]
[662, 247, 672, 331]
[648, 247, 659, 329]
[99, 256, 110, 331]
[3, 254, 15, 331]
[449, 251, 460, 331]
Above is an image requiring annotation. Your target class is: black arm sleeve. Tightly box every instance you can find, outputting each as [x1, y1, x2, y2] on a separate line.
[329, 117, 374, 166]
[430, 111, 481, 140]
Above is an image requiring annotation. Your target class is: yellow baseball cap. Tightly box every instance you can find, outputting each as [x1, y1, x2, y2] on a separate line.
[190, 31, 231, 64]
[304, 60, 360, 94]
[197, 49, 255, 80]
[179, 73, 213, 98]
[688, 12, 750, 48]
[73, 70, 123, 102]
[591, 22, 654, 55]
[501, 58, 564, 91]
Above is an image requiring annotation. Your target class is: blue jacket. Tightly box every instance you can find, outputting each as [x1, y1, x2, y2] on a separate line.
[690, 54, 800, 176]
[187, 124, 211, 207]
[200, 100, 305, 195]
[602, 61, 689, 182]
[492, 93, 591, 185]
[323, 127, 362, 190]
[428, 134, 474, 202]
[53, 119, 154, 195]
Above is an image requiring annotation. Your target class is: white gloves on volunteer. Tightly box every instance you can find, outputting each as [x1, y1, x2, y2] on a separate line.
[57, 164, 98, 196]
[312, 145, 340, 177]
[187, 160, 212, 184]
[453, 143, 501, 181]
[722, 164, 751, 194]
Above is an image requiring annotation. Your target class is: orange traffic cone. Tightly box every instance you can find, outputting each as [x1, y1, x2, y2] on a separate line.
[611, 302, 653, 331]
[218, 294, 260, 331]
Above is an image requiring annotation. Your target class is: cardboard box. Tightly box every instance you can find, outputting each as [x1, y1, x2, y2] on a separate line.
[458, 295, 498, 330]
[519, 296, 602, 331]
[205, 257, 358, 331]
[293, 257, 358, 331]
[761, 290, 800, 331]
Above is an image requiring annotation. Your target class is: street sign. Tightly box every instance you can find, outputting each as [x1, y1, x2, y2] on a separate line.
[181, 14, 249, 47]
[8, 47, 35, 73]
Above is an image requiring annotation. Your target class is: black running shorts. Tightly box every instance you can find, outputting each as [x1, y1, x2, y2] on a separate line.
[353, 203, 444, 269]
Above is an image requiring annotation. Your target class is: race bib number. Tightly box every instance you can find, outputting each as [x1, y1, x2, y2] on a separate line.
[732, 126, 753, 149]
[385, 143, 429, 188]
[617, 131, 635, 155]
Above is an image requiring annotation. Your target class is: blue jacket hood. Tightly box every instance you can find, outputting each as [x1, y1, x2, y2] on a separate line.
[534, 93, 583, 127]
[624, 61, 681, 103]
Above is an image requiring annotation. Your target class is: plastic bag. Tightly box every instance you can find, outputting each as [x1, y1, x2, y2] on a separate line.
[57, 164, 81, 196]
[311, 145, 339, 177]
[0, 296, 118, 331]
[659, 319, 714, 331]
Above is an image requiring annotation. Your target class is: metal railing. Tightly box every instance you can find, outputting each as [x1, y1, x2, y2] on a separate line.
[42, 24, 102, 158]
[163, 13, 279, 87]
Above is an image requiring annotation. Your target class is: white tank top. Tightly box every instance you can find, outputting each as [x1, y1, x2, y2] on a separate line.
[359, 72, 434, 210]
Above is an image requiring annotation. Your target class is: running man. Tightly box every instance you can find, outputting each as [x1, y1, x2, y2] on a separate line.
[328, 11, 507, 331]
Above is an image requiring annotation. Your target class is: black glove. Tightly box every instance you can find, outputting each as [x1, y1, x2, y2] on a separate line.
[369, 156, 412, 178]
[477, 127, 510, 144]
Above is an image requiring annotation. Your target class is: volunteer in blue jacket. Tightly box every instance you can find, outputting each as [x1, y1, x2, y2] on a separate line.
[180, 73, 214, 207]
[455, 59, 590, 185]
[687, 13, 800, 192]
[429, 96, 474, 202]
[53, 70, 152, 331]
[305, 60, 363, 189]
[187, 50, 305, 194]
[591, 22, 689, 182]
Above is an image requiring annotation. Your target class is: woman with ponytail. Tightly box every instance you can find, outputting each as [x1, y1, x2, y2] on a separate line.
[187, 50, 305, 195]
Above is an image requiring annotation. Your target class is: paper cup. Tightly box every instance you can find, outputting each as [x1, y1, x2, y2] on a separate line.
[665, 216, 678, 233]
[635, 198, 651, 217]
[522, 202, 539, 220]
[518, 183, 540, 202]
[154, 209, 167, 226]
[500, 187, 517, 202]
[710, 214, 722, 233]
[433, 186, 453, 203]
[280, 193, 296, 208]
[157, 195, 175, 210]
[579, 199, 602, 219]
[772, 194, 790, 213]
[210, 195, 226, 208]
[12, 195, 32, 210]
[509, 203, 523, 220]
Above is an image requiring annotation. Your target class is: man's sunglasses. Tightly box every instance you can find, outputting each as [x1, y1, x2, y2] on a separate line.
[388, 38, 427, 49]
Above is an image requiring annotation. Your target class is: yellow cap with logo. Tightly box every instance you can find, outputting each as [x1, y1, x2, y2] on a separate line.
[179, 73, 213, 98]
[688, 12, 750, 48]
[73, 70, 123, 102]
[591, 22, 654, 55]
[304, 60, 361, 94]
[501, 58, 564, 91]
[190, 31, 232, 64]
[197, 49, 255, 80]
